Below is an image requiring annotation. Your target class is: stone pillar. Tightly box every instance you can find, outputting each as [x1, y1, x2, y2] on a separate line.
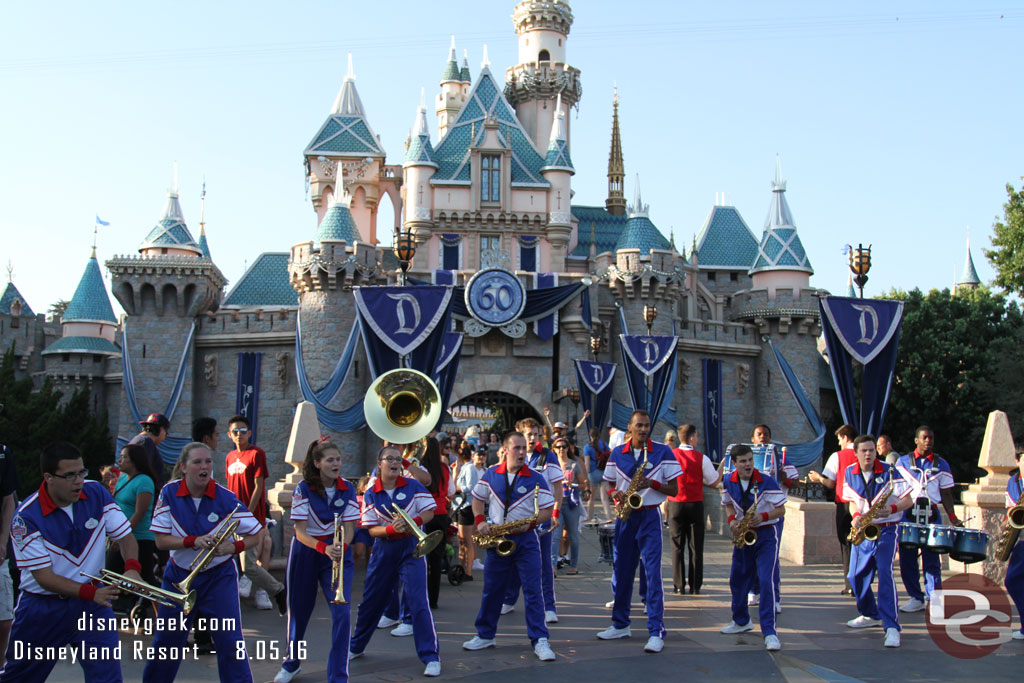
[953, 410, 1017, 581]
[267, 401, 322, 559]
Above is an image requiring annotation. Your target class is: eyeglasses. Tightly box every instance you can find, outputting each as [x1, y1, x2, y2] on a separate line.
[230, 428, 249, 435]
[52, 469, 89, 482]
[553, 444, 569, 449]
[381, 456, 403, 464]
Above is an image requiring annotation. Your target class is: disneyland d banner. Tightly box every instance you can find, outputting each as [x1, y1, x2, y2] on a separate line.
[354, 285, 453, 377]
[619, 334, 678, 427]
[574, 360, 617, 432]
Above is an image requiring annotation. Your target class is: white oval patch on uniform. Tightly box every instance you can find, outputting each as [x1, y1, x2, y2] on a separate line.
[876, 477, 885, 484]
[517, 486, 527, 493]
[84, 518, 99, 530]
[334, 499, 343, 506]
[396, 492, 406, 501]
[644, 462, 653, 470]
[208, 513, 220, 523]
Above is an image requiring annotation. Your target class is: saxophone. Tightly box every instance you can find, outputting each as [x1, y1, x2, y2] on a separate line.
[616, 448, 648, 522]
[733, 489, 760, 548]
[848, 469, 894, 546]
[994, 500, 1024, 562]
[474, 485, 540, 557]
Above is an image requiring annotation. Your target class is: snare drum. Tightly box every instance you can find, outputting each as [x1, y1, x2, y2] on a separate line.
[597, 522, 616, 564]
[898, 522, 928, 549]
[926, 524, 954, 554]
[950, 528, 988, 564]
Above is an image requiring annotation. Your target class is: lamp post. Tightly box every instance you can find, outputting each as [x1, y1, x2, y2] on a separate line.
[848, 243, 872, 298]
[643, 304, 658, 335]
[589, 334, 602, 361]
[394, 230, 416, 286]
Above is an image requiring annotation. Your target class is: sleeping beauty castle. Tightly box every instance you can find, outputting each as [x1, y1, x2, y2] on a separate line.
[0, 0, 891, 485]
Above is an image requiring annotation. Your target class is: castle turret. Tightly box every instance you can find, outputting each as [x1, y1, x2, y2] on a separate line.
[436, 37, 465, 139]
[748, 156, 813, 299]
[403, 90, 439, 245]
[460, 50, 472, 88]
[606, 88, 626, 216]
[957, 231, 981, 293]
[504, 0, 581, 149]
[139, 175, 203, 258]
[540, 92, 574, 272]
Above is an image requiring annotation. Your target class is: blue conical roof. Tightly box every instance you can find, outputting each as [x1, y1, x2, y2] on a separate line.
[615, 178, 670, 252]
[197, 229, 212, 260]
[749, 157, 813, 275]
[63, 251, 116, 322]
[960, 236, 981, 286]
[541, 93, 573, 172]
[306, 56, 386, 159]
[441, 37, 460, 82]
[0, 281, 33, 317]
[140, 190, 203, 256]
[460, 52, 471, 84]
[316, 197, 360, 244]
[404, 97, 438, 168]
[694, 206, 759, 269]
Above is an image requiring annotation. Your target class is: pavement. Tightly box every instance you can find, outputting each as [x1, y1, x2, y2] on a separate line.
[44, 520, 1023, 682]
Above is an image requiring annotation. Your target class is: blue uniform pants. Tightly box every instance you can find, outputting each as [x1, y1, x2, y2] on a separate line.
[503, 524, 556, 612]
[142, 560, 252, 683]
[383, 583, 411, 624]
[280, 539, 353, 682]
[0, 593, 122, 682]
[898, 510, 942, 602]
[349, 536, 438, 664]
[1005, 541, 1024, 636]
[751, 517, 783, 602]
[729, 524, 780, 637]
[474, 529, 548, 644]
[611, 506, 665, 637]
[848, 524, 900, 631]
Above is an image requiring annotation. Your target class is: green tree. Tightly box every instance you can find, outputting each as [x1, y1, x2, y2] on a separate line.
[985, 180, 1024, 296]
[880, 286, 1023, 482]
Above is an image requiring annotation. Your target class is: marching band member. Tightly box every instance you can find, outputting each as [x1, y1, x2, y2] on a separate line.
[1, 442, 141, 683]
[809, 424, 858, 596]
[348, 446, 441, 677]
[749, 424, 796, 612]
[719, 444, 787, 651]
[274, 439, 358, 683]
[501, 417, 562, 623]
[142, 442, 262, 683]
[1003, 449, 1024, 641]
[597, 410, 681, 654]
[462, 431, 556, 661]
[842, 435, 913, 648]
[667, 425, 723, 595]
[894, 426, 960, 612]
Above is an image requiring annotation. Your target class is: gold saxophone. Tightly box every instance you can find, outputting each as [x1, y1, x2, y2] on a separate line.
[616, 449, 648, 522]
[849, 469, 894, 546]
[733, 489, 760, 548]
[994, 500, 1024, 562]
[474, 485, 540, 557]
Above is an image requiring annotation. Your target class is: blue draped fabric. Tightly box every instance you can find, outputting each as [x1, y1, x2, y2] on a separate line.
[619, 334, 678, 422]
[702, 359, 724, 462]
[294, 311, 366, 432]
[768, 340, 826, 467]
[312, 324, 361, 404]
[581, 286, 592, 331]
[611, 400, 677, 432]
[235, 353, 261, 444]
[407, 277, 586, 323]
[533, 273, 558, 340]
[574, 360, 616, 432]
[354, 285, 453, 376]
[433, 333, 463, 431]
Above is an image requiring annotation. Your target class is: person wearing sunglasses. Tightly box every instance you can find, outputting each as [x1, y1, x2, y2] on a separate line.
[2, 441, 143, 681]
[131, 412, 170, 492]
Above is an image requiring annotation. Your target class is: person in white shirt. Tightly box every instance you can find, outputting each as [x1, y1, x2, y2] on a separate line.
[456, 448, 489, 578]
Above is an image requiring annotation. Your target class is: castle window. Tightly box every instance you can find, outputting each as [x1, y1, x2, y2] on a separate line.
[707, 271, 716, 282]
[731, 271, 739, 282]
[440, 233, 462, 270]
[519, 243, 536, 272]
[480, 235, 501, 255]
[538, 49, 550, 62]
[481, 154, 501, 202]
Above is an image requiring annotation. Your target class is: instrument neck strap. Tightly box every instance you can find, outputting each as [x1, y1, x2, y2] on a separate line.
[504, 470, 521, 515]
[739, 478, 757, 509]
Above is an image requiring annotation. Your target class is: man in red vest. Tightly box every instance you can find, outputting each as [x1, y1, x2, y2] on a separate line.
[667, 425, 723, 595]
[809, 424, 858, 596]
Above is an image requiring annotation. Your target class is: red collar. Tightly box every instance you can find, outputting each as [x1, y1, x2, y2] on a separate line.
[851, 460, 886, 475]
[176, 478, 218, 498]
[334, 477, 348, 491]
[914, 450, 934, 462]
[38, 481, 88, 516]
[494, 462, 533, 476]
[728, 469, 764, 484]
[372, 475, 407, 493]
[626, 438, 654, 452]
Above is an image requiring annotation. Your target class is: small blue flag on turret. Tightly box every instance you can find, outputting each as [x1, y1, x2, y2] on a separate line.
[95, 215, 110, 226]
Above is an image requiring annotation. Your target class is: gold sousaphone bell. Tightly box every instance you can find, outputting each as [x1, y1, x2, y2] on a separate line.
[363, 368, 443, 445]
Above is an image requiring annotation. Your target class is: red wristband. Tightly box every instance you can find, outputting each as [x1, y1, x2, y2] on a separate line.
[124, 559, 142, 573]
[889, 504, 899, 514]
[949, 515, 960, 523]
[79, 583, 98, 602]
[402, 459, 411, 469]
[183, 535, 198, 549]
[608, 488, 617, 496]
[316, 541, 328, 555]
[852, 512, 861, 519]
[385, 524, 399, 538]
[412, 516, 423, 527]
[649, 481, 661, 492]
[233, 540, 245, 555]
[474, 514, 486, 526]
[760, 512, 769, 523]
[552, 509, 560, 520]
[343, 543, 349, 553]
[728, 514, 737, 523]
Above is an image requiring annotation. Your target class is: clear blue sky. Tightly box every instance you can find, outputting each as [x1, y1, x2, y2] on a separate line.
[2, 1, 1021, 315]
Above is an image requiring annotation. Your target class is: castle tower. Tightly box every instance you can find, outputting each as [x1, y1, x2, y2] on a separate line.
[403, 91, 439, 247]
[540, 92, 574, 272]
[606, 88, 626, 216]
[197, 181, 212, 260]
[0, 272, 50, 382]
[436, 37, 466, 139]
[504, 0, 581, 148]
[748, 156, 814, 299]
[304, 54, 387, 243]
[956, 231, 981, 293]
[107, 174, 226, 441]
[460, 50, 472, 91]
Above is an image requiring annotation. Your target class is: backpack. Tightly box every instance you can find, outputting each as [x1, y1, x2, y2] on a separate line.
[596, 442, 611, 470]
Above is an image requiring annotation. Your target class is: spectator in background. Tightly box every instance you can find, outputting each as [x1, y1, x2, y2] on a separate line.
[583, 428, 611, 523]
[608, 426, 626, 452]
[486, 432, 501, 466]
[420, 438, 455, 609]
[545, 407, 591, 443]
[192, 417, 219, 454]
[877, 434, 899, 465]
[0, 408, 21, 669]
[107, 444, 158, 612]
[131, 412, 169, 491]
[465, 424, 481, 449]
[456, 447, 488, 578]
[553, 436, 588, 574]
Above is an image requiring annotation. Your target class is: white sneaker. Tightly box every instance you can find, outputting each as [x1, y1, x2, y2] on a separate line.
[644, 636, 664, 653]
[545, 610, 558, 624]
[720, 621, 754, 634]
[1012, 630, 1024, 640]
[596, 625, 631, 639]
[534, 637, 556, 661]
[391, 623, 414, 637]
[604, 599, 615, 609]
[377, 615, 401, 629]
[424, 661, 441, 677]
[884, 627, 901, 648]
[900, 597, 926, 613]
[348, 650, 363, 660]
[765, 635, 781, 651]
[462, 635, 496, 650]
[500, 603, 515, 615]
[238, 575, 253, 599]
[847, 615, 882, 629]
[747, 592, 760, 606]
[473, 559, 486, 571]
[254, 589, 273, 610]
[273, 667, 298, 683]
[775, 602, 782, 614]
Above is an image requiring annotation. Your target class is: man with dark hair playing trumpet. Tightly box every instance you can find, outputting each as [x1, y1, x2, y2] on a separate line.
[719, 444, 786, 651]
[142, 442, 263, 683]
[842, 435, 914, 648]
[1, 441, 142, 682]
[274, 439, 359, 683]
[463, 431, 556, 661]
[348, 445, 441, 677]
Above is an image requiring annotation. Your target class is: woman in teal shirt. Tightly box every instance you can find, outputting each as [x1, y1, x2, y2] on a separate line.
[106, 443, 157, 608]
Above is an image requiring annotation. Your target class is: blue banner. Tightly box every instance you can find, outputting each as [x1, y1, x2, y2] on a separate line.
[702, 358, 723, 462]
[236, 352, 261, 444]
[820, 296, 904, 364]
[533, 273, 558, 340]
[433, 332, 463, 431]
[574, 360, 616, 433]
[619, 334, 678, 426]
[768, 340, 826, 466]
[354, 285, 453, 377]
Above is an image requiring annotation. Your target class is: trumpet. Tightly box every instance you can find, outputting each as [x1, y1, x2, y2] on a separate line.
[330, 514, 347, 605]
[174, 503, 243, 598]
[387, 502, 444, 559]
[82, 569, 196, 615]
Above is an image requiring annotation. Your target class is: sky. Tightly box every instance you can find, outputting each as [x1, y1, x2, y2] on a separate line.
[2, 1, 1021, 316]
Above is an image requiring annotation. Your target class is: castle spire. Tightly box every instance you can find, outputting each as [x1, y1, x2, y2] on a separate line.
[441, 36, 460, 82]
[460, 49, 471, 84]
[958, 228, 981, 290]
[197, 180, 212, 260]
[628, 174, 648, 218]
[606, 85, 626, 216]
[330, 53, 367, 116]
[749, 155, 813, 276]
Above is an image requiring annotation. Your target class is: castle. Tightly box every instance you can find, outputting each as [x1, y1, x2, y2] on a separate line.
[9, 0, 971, 484]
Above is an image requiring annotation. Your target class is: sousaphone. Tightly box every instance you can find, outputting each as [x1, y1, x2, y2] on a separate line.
[363, 368, 442, 445]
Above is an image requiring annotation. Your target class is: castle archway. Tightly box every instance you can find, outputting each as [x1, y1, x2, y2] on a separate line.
[448, 388, 543, 433]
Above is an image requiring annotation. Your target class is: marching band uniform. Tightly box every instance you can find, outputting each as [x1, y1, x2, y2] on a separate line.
[467, 462, 554, 647]
[2, 480, 132, 683]
[142, 479, 261, 683]
[895, 450, 954, 606]
[600, 437, 681, 645]
[279, 478, 359, 682]
[721, 469, 787, 642]
[842, 460, 910, 644]
[1004, 471, 1024, 640]
[667, 444, 716, 594]
[750, 446, 797, 608]
[503, 443, 562, 618]
[348, 476, 439, 667]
